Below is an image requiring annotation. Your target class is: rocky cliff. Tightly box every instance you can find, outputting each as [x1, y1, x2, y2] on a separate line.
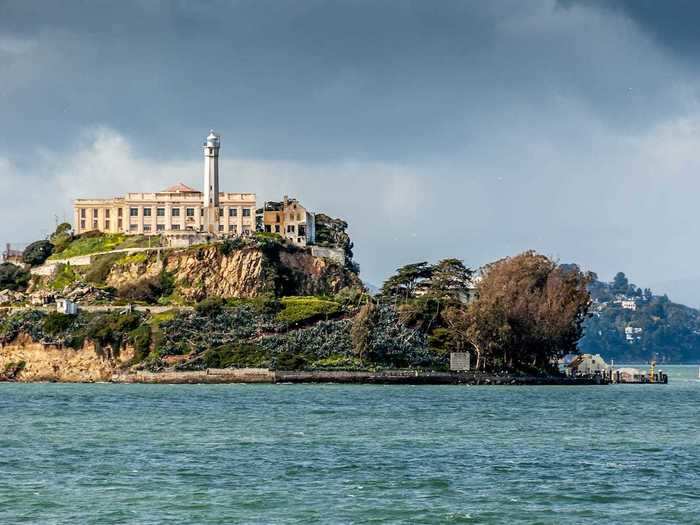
[103, 243, 360, 302]
[0, 334, 133, 382]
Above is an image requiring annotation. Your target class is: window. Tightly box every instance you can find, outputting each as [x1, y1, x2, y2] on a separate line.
[229, 224, 237, 232]
[219, 208, 224, 217]
[118, 208, 123, 217]
[275, 213, 280, 223]
[299, 225, 306, 237]
[93, 209, 98, 218]
[143, 224, 151, 232]
[80, 220, 86, 229]
[143, 208, 152, 217]
[156, 224, 165, 231]
[218, 224, 224, 231]
[242, 208, 251, 217]
[105, 209, 110, 218]
[157, 208, 165, 217]
[275, 225, 280, 233]
[287, 225, 295, 233]
[130, 208, 139, 217]
[80, 209, 86, 219]
[172, 224, 180, 230]
[93, 220, 98, 229]
[186, 208, 195, 217]
[172, 208, 180, 217]
[105, 220, 110, 229]
[229, 208, 237, 217]
[129, 224, 138, 232]
[265, 225, 271, 232]
[200, 209, 204, 216]
[118, 219, 123, 229]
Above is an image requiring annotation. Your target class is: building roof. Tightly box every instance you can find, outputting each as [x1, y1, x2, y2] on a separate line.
[161, 183, 199, 193]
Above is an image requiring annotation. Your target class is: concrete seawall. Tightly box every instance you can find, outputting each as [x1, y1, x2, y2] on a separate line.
[111, 369, 605, 385]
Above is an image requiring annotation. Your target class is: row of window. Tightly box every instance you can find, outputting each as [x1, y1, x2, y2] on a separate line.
[264, 224, 308, 236]
[81, 219, 124, 230]
[80, 208, 124, 219]
[81, 207, 253, 219]
[129, 207, 252, 217]
[125, 224, 251, 234]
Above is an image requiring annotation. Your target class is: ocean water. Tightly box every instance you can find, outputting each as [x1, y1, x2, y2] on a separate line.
[1, 366, 699, 524]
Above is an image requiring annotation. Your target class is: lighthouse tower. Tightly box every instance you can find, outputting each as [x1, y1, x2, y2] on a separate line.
[203, 130, 220, 233]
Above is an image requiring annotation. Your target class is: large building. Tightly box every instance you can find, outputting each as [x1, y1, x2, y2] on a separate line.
[73, 131, 257, 237]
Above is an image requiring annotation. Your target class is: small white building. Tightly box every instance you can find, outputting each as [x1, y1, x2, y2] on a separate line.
[56, 298, 78, 315]
[620, 299, 637, 310]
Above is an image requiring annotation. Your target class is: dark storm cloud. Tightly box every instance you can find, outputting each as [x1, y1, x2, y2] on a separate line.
[1, 0, 700, 302]
[560, 0, 700, 59]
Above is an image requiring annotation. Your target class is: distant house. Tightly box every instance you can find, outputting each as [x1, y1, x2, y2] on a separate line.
[567, 353, 610, 376]
[621, 299, 637, 311]
[613, 295, 637, 310]
[624, 326, 643, 342]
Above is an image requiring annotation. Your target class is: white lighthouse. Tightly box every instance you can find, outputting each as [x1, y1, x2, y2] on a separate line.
[202, 130, 220, 233]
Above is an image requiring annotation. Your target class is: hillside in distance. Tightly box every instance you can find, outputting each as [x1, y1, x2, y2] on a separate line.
[579, 271, 700, 363]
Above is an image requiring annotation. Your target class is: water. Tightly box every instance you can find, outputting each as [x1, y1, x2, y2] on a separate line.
[1, 366, 699, 524]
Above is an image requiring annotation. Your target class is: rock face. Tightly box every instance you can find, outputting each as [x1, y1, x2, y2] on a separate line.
[105, 244, 360, 302]
[0, 335, 133, 382]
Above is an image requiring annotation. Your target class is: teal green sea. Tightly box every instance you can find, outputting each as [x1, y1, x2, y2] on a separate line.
[1, 365, 699, 524]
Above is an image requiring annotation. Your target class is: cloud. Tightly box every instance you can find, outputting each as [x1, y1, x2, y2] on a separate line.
[2, 1, 700, 297]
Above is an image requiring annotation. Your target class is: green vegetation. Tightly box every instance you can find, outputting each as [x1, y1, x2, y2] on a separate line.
[378, 252, 591, 372]
[48, 232, 155, 260]
[276, 296, 342, 325]
[49, 223, 73, 254]
[51, 264, 80, 291]
[84, 253, 122, 284]
[0, 263, 30, 291]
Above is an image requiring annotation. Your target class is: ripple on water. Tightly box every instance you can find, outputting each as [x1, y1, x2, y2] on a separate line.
[0, 368, 698, 524]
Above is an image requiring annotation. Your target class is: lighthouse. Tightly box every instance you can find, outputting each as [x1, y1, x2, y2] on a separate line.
[203, 130, 220, 233]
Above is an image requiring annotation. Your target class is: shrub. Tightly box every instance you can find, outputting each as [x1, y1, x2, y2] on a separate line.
[117, 277, 164, 304]
[274, 351, 307, 370]
[276, 296, 342, 326]
[0, 263, 30, 291]
[219, 237, 246, 256]
[43, 312, 76, 336]
[128, 324, 152, 362]
[226, 295, 282, 315]
[195, 297, 227, 316]
[85, 253, 122, 284]
[203, 343, 268, 368]
[84, 312, 143, 356]
[51, 264, 79, 291]
[22, 240, 54, 266]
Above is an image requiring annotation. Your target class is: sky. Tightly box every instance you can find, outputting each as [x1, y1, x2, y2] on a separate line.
[2, 0, 700, 303]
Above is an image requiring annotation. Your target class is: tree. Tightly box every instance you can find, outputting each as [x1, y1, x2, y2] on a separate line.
[427, 258, 473, 303]
[611, 272, 629, 295]
[22, 240, 53, 266]
[50, 223, 74, 253]
[380, 262, 433, 301]
[0, 263, 30, 291]
[465, 251, 592, 372]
